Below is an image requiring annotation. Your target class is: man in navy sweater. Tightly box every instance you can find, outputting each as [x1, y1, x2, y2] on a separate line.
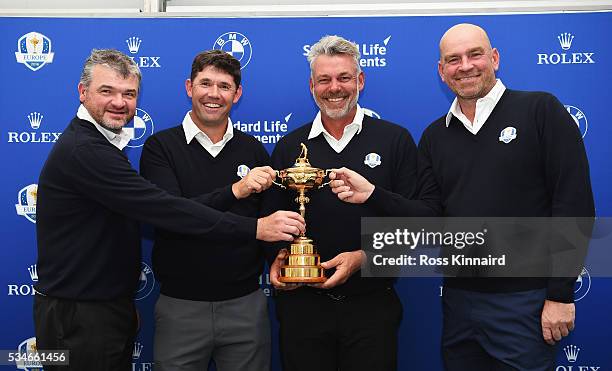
[330, 24, 594, 370]
[140, 50, 279, 371]
[263, 35, 428, 371]
[35, 49, 304, 371]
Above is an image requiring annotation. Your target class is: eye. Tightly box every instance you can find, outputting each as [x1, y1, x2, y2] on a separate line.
[124, 92, 136, 98]
[219, 84, 232, 92]
[338, 76, 352, 83]
[200, 81, 212, 88]
[317, 78, 331, 85]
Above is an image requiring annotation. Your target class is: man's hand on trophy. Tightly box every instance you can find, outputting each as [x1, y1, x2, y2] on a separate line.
[256, 211, 306, 242]
[232, 166, 277, 199]
[270, 249, 304, 290]
[314, 250, 365, 289]
[329, 167, 375, 204]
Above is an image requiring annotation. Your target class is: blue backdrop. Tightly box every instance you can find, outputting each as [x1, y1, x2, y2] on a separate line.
[1, 11, 610, 370]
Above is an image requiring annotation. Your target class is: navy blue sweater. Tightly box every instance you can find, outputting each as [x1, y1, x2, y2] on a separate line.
[262, 115, 422, 296]
[36, 117, 256, 300]
[140, 125, 270, 301]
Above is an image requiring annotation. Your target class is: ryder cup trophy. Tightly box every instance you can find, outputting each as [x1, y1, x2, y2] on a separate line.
[273, 143, 331, 283]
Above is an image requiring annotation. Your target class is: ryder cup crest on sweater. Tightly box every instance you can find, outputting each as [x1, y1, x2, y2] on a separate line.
[236, 164, 250, 178]
[498, 126, 517, 144]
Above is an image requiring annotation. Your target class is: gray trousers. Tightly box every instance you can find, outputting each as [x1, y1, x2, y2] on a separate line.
[154, 290, 271, 371]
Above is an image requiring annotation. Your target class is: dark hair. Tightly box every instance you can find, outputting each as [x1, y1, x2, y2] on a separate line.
[190, 50, 241, 87]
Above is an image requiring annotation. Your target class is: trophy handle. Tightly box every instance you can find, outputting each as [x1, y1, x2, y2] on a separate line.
[272, 170, 286, 189]
[319, 169, 334, 188]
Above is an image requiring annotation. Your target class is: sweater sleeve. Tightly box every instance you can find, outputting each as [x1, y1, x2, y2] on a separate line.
[364, 127, 442, 217]
[68, 141, 257, 240]
[140, 134, 238, 211]
[537, 93, 595, 303]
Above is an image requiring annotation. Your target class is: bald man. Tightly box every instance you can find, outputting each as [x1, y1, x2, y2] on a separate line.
[329, 23, 594, 370]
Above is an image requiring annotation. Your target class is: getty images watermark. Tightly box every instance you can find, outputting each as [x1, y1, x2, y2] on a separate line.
[361, 217, 610, 278]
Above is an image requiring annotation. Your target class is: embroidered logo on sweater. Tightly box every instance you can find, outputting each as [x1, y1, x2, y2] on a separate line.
[498, 127, 517, 144]
[364, 153, 381, 168]
[236, 164, 250, 178]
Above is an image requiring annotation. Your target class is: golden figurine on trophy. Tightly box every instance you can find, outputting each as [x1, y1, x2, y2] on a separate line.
[272, 143, 331, 283]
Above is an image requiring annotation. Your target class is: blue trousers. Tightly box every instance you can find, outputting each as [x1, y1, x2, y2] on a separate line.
[442, 287, 557, 371]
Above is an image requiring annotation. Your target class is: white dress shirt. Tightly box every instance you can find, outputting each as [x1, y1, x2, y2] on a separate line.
[77, 104, 132, 150]
[445, 79, 506, 135]
[308, 105, 365, 153]
[182, 111, 234, 158]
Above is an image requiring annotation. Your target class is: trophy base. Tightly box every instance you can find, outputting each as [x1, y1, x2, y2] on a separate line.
[279, 276, 327, 283]
[278, 236, 326, 284]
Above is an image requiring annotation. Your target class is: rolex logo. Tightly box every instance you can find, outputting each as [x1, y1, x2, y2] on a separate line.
[132, 342, 143, 359]
[28, 264, 38, 282]
[563, 345, 580, 363]
[126, 36, 142, 54]
[537, 32, 594, 65]
[558, 32, 575, 50]
[27, 112, 43, 129]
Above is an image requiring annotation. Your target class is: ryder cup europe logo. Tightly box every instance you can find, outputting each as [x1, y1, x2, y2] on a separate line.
[574, 267, 591, 302]
[15, 184, 38, 224]
[498, 127, 517, 144]
[236, 165, 250, 178]
[213, 32, 252, 69]
[364, 153, 381, 168]
[564, 105, 588, 138]
[135, 262, 155, 301]
[15, 337, 42, 370]
[125, 108, 154, 148]
[15, 32, 55, 71]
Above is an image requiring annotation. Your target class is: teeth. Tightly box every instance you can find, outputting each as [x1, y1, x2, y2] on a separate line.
[327, 97, 344, 102]
[204, 103, 221, 108]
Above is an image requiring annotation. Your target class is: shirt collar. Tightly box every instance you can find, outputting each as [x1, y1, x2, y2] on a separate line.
[308, 104, 364, 140]
[76, 104, 131, 150]
[182, 111, 234, 146]
[445, 79, 506, 127]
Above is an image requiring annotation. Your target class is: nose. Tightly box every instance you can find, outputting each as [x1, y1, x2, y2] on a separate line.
[458, 56, 473, 71]
[110, 93, 126, 108]
[207, 84, 221, 98]
[329, 78, 342, 92]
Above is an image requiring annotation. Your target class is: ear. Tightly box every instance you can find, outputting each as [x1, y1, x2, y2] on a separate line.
[233, 85, 243, 104]
[77, 82, 86, 103]
[357, 71, 365, 92]
[309, 77, 314, 93]
[491, 47, 500, 72]
[185, 79, 193, 98]
[438, 60, 445, 82]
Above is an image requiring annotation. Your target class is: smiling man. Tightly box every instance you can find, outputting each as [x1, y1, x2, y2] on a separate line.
[262, 35, 419, 371]
[327, 24, 595, 371]
[139, 50, 285, 371]
[34, 49, 304, 371]
[433, 23, 593, 371]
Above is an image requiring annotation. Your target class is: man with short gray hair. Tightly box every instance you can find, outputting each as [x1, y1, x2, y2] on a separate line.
[34, 49, 304, 371]
[263, 35, 419, 371]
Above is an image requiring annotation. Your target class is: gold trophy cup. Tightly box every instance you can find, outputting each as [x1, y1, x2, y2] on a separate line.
[273, 143, 331, 283]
